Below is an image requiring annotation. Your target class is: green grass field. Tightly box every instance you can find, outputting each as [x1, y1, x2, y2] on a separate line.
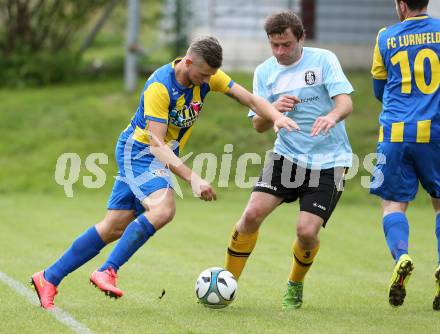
[0, 191, 439, 333]
[1, 71, 439, 333]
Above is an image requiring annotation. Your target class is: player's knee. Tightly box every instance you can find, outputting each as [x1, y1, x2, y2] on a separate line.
[161, 206, 176, 224]
[97, 211, 135, 243]
[149, 205, 176, 229]
[242, 206, 265, 225]
[96, 222, 126, 243]
[296, 223, 317, 245]
[108, 226, 125, 241]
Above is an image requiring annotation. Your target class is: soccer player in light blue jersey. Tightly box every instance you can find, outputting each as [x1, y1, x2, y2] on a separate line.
[224, 11, 354, 309]
[370, 0, 440, 309]
[30, 36, 298, 309]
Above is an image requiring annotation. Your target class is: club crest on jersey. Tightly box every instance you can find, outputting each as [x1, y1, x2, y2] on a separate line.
[169, 101, 203, 128]
[304, 71, 316, 85]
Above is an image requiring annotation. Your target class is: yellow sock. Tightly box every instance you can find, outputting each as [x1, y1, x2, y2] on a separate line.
[288, 239, 320, 283]
[224, 226, 258, 280]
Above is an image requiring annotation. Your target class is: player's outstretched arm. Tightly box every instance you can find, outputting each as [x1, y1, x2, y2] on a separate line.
[147, 121, 216, 201]
[226, 83, 300, 133]
[251, 115, 274, 133]
[252, 95, 300, 133]
[311, 93, 353, 136]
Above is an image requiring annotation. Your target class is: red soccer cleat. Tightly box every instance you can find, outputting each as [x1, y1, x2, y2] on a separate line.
[90, 268, 124, 298]
[30, 271, 58, 310]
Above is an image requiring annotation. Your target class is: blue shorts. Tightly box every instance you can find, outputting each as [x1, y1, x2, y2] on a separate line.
[370, 142, 440, 202]
[107, 131, 173, 216]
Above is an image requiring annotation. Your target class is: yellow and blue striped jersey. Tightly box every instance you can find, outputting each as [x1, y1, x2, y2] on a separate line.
[128, 59, 233, 154]
[371, 15, 440, 143]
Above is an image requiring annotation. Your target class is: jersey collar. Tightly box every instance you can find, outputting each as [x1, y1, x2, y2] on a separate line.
[403, 14, 429, 22]
[277, 48, 304, 69]
[171, 58, 193, 90]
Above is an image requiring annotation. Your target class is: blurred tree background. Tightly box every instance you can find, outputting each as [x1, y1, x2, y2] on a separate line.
[0, 0, 170, 87]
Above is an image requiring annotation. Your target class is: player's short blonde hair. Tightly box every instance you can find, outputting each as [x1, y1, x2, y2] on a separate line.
[187, 36, 223, 69]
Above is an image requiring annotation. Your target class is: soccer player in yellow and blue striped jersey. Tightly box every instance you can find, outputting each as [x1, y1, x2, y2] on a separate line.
[370, 0, 440, 309]
[30, 36, 299, 309]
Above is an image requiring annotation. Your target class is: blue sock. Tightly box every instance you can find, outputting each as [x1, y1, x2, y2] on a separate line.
[44, 226, 106, 286]
[383, 212, 409, 262]
[436, 214, 440, 265]
[99, 215, 155, 272]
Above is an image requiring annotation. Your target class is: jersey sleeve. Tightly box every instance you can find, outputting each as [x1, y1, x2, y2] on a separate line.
[373, 78, 386, 102]
[371, 28, 388, 80]
[208, 69, 234, 93]
[143, 82, 170, 124]
[248, 65, 270, 118]
[322, 51, 354, 98]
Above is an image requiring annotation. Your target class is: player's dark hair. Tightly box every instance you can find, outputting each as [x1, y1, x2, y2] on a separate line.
[264, 11, 304, 41]
[398, 0, 429, 10]
[188, 36, 223, 69]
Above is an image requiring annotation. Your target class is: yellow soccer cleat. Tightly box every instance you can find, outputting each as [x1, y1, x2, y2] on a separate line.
[433, 265, 440, 311]
[388, 254, 414, 307]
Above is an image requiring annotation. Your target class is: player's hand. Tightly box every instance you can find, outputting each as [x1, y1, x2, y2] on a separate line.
[273, 115, 301, 133]
[311, 114, 337, 136]
[191, 177, 217, 201]
[273, 95, 301, 113]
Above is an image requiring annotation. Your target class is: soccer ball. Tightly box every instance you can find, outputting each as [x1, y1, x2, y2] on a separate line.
[195, 267, 237, 308]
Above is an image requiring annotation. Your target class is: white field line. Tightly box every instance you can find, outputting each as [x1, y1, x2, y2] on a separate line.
[0, 271, 93, 334]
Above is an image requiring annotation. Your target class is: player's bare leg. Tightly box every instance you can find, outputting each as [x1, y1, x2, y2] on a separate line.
[236, 191, 283, 234]
[31, 209, 135, 309]
[283, 211, 322, 310]
[382, 200, 408, 216]
[225, 192, 282, 280]
[381, 200, 414, 307]
[90, 189, 175, 298]
[432, 197, 440, 310]
[95, 210, 137, 244]
[88, 210, 137, 299]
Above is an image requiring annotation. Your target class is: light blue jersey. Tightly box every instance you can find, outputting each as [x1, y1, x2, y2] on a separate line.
[249, 47, 354, 169]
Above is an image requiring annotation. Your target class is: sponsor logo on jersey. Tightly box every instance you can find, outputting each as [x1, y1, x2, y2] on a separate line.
[169, 101, 203, 128]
